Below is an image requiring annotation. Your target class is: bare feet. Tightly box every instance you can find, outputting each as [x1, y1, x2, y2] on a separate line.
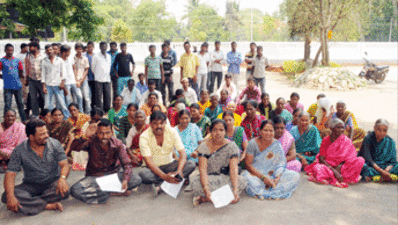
[110, 191, 131, 196]
[45, 202, 64, 212]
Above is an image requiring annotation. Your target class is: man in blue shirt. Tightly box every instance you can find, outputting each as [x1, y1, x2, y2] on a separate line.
[0, 44, 27, 122]
[108, 42, 119, 98]
[226, 41, 242, 87]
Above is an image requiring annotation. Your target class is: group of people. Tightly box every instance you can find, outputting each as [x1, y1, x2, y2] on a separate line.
[0, 38, 397, 216]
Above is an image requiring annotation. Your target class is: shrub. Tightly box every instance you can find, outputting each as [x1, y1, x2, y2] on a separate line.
[329, 62, 341, 68]
[283, 60, 305, 74]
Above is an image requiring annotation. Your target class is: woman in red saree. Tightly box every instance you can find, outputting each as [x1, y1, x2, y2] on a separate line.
[126, 110, 150, 167]
[305, 118, 365, 188]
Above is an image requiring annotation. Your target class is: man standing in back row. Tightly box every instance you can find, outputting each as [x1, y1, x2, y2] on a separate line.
[180, 41, 199, 95]
[209, 40, 224, 94]
[244, 42, 257, 80]
[92, 42, 112, 113]
[113, 42, 135, 96]
[145, 45, 164, 92]
[226, 41, 242, 88]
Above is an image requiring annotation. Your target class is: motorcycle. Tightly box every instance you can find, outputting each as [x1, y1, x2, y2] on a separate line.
[358, 52, 389, 84]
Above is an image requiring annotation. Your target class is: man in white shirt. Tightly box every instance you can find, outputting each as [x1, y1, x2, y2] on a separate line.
[139, 80, 163, 107]
[209, 40, 224, 93]
[15, 43, 29, 105]
[92, 42, 112, 112]
[60, 44, 83, 112]
[197, 42, 210, 94]
[121, 79, 141, 106]
[41, 44, 70, 118]
[251, 45, 269, 94]
[181, 78, 198, 104]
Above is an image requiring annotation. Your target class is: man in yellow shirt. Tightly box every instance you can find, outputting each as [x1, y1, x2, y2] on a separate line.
[180, 41, 200, 96]
[139, 111, 196, 197]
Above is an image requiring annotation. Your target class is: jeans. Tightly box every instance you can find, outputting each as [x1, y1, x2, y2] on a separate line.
[95, 81, 111, 112]
[148, 78, 162, 92]
[161, 74, 174, 104]
[197, 73, 207, 92]
[254, 77, 266, 94]
[44, 86, 71, 118]
[4, 88, 27, 122]
[28, 79, 45, 116]
[117, 77, 131, 96]
[88, 80, 96, 109]
[80, 79, 91, 114]
[139, 160, 196, 185]
[209, 71, 223, 93]
[65, 84, 83, 112]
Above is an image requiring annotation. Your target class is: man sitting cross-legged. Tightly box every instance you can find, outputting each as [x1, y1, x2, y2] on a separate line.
[1, 119, 70, 216]
[139, 111, 196, 197]
[70, 118, 142, 204]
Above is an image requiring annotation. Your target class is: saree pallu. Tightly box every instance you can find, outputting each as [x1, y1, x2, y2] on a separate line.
[278, 130, 302, 172]
[117, 116, 134, 144]
[359, 132, 398, 182]
[204, 106, 223, 122]
[47, 121, 74, 148]
[334, 111, 366, 150]
[197, 100, 211, 115]
[0, 122, 27, 160]
[219, 96, 231, 111]
[243, 141, 300, 199]
[225, 126, 247, 153]
[167, 107, 178, 127]
[128, 124, 150, 167]
[68, 113, 91, 139]
[192, 116, 211, 138]
[285, 102, 304, 114]
[290, 125, 322, 164]
[305, 135, 365, 188]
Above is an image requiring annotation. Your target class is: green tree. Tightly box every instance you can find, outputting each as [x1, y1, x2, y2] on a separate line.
[0, 4, 16, 38]
[225, 0, 242, 40]
[5, 0, 103, 40]
[110, 19, 132, 42]
[239, 8, 265, 41]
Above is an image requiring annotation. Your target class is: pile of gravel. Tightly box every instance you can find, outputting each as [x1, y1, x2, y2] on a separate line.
[293, 67, 368, 91]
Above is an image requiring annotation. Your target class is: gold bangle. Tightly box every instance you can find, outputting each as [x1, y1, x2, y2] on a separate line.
[60, 175, 67, 179]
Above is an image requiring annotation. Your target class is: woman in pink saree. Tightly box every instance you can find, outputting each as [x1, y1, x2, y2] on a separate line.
[273, 116, 302, 172]
[0, 110, 27, 167]
[305, 118, 365, 188]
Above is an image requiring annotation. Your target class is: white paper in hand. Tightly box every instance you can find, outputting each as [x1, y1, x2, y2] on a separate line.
[160, 178, 185, 199]
[210, 185, 235, 208]
[96, 173, 125, 193]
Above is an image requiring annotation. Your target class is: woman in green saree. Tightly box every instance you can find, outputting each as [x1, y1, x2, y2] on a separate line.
[359, 119, 398, 182]
[290, 112, 322, 168]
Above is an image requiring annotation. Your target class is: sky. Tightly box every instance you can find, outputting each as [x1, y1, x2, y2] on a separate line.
[164, 0, 285, 21]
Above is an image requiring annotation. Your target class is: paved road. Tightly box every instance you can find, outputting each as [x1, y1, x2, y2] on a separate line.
[0, 66, 397, 225]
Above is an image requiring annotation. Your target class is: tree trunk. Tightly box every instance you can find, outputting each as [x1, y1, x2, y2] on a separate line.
[312, 45, 322, 67]
[304, 35, 311, 61]
[393, 0, 398, 28]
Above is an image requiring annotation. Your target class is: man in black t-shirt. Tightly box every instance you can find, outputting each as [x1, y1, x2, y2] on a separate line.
[113, 43, 135, 96]
[160, 43, 174, 104]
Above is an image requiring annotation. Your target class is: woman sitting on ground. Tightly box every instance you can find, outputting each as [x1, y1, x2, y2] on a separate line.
[117, 103, 139, 144]
[126, 110, 150, 167]
[241, 100, 266, 140]
[314, 97, 335, 138]
[170, 89, 190, 106]
[108, 95, 127, 135]
[0, 109, 27, 170]
[285, 108, 303, 132]
[192, 119, 247, 207]
[305, 118, 365, 188]
[359, 119, 398, 183]
[190, 103, 211, 138]
[176, 110, 203, 164]
[204, 94, 223, 122]
[258, 93, 274, 119]
[168, 98, 188, 127]
[216, 73, 237, 101]
[332, 100, 366, 150]
[141, 93, 167, 117]
[269, 98, 293, 124]
[223, 111, 248, 162]
[47, 108, 75, 154]
[68, 103, 90, 139]
[219, 90, 231, 111]
[217, 102, 242, 126]
[197, 90, 211, 115]
[273, 116, 302, 172]
[243, 120, 300, 200]
[39, 108, 52, 124]
[285, 92, 304, 114]
[290, 112, 322, 168]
